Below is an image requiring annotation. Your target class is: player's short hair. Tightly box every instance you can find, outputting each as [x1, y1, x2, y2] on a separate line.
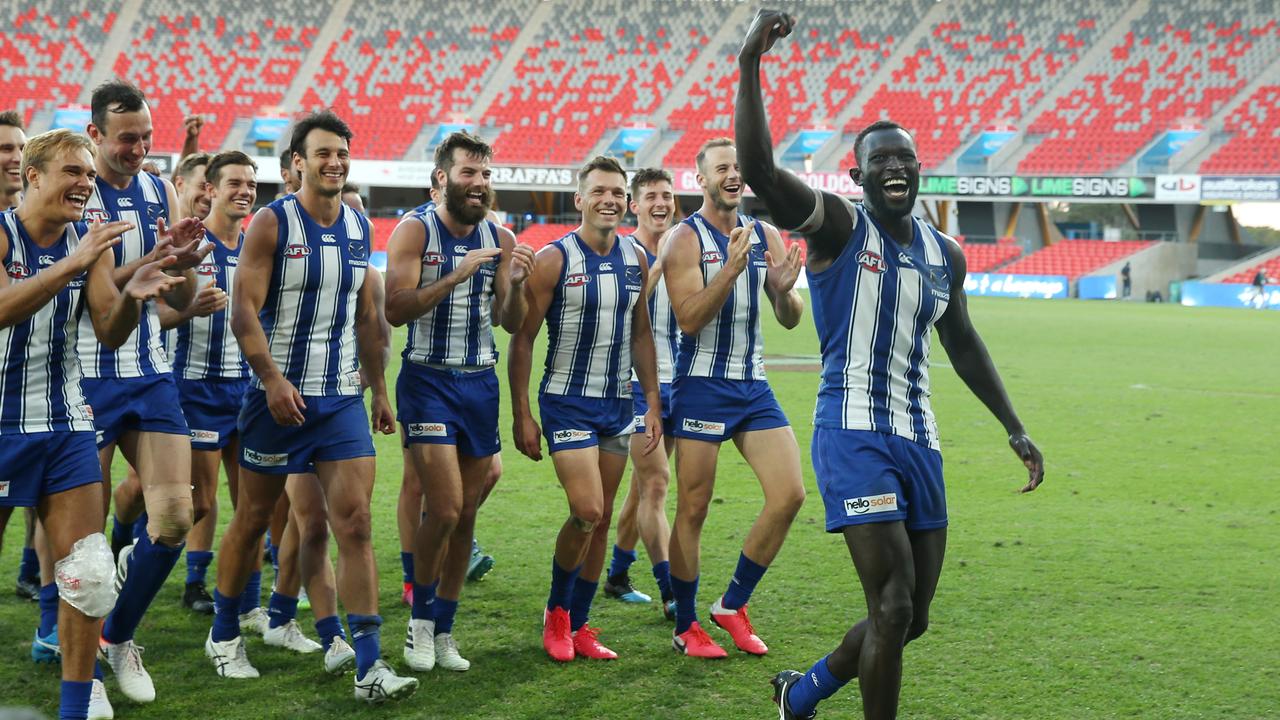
[433, 131, 492, 176]
[90, 80, 147, 132]
[205, 150, 257, 187]
[21, 129, 95, 187]
[429, 168, 442, 192]
[0, 110, 24, 131]
[853, 120, 911, 167]
[629, 167, 672, 199]
[695, 137, 734, 174]
[577, 155, 627, 192]
[288, 110, 353, 159]
[341, 182, 360, 196]
[173, 152, 212, 182]
[278, 147, 292, 168]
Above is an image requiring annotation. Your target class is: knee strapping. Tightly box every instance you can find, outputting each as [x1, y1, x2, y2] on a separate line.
[570, 514, 597, 533]
[148, 495, 194, 545]
[54, 533, 118, 618]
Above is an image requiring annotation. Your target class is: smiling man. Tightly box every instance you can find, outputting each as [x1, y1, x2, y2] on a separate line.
[734, 11, 1045, 720]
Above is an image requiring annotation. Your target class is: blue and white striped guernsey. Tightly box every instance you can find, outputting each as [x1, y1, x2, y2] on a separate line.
[630, 240, 678, 384]
[403, 210, 499, 368]
[0, 212, 94, 433]
[808, 203, 954, 450]
[541, 232, 644, 398]
[674, 213, 768, 381]
[76, 171, 171, 378]
[172, 230, 248, 380]
[255, 196, 369, 396]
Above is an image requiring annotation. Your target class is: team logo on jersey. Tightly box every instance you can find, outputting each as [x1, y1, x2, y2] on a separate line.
[38, 255, 55, 266]
[244, 448, 288, 467]
[681, 418, 725, 436]
[5, 262, 32, 279]
[857, 250, 886, 274]
[408, 423, 448, 438]
[565, 273, 590, 287]
[117, 197, 133, 208]
[552, 429, 593, 444]
[196, 263, 218, 276]
[145, 204, 163, 222]
[85, 209, 110, 223]
[348, 241, 367, 259]
[190, 429, 220, 444]
[283, 245, 311, 259]
[701, 251, 723, 264]
[843, 493, 898, 516]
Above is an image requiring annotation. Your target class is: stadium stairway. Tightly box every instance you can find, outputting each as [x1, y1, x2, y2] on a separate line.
[1086, 240, 1197, 299]
[74, 0, 142, 105]
[277, 0, 353, 112]
[1203, 246, 1280, 283]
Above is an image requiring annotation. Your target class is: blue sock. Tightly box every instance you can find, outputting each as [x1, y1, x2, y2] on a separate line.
[131, 512, 148, 541]
[101, 534, 182, 644]
[315, 615, 344, 652]
[411, 581, 437, 621]
[38, 583, 59, 637]
[93, 662, 103, 681]
[788, 655, 847, 716]
[347, 613, 382, 680]
[268, 544, 280, 575]
[608, 545, 637, 580]
[433, 598, 459, 635]
[721, 552, 768, 610]
[569, 578, 597, 632]
[400, 552, 414, 585]
[239, 571, 261, 614]
[19, 546, 38, 580]
[185, 550, 214, 585]
[652, 561, 673, 602]
[267, 591, 299, 629]
[547, 559, 581, 612]
[211, 589, 241, 642]
[59, 679, 92, 720]
[671, 573, 699, 634]
[110, 516, 132, 552]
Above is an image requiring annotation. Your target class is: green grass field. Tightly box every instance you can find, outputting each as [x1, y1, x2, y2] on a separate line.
[2, 297, 1277, 719]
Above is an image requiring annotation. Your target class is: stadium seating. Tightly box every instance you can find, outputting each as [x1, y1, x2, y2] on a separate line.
[1220, 254, 1280, 284]
[1, 1, 120, 125]
[514, 222, 639, 250]
[997, 239, 1152, 279]
[665, 0, 923, 169]
[114, 0, 329, 152]
[1199, 84, 1280, 173]
[957, 239, 1022, 272]
[1019, 0, 1280, 174]
[303, 0, 534, 161]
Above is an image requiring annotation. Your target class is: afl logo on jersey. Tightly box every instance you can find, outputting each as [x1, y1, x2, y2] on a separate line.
[423, 252, 446, 266]
[565, 273, 590, 287]
[196, 263, 218, 276]
[701, 251, 723, 264]
[284, 245, 311, 259]
[6, 262, 32, 279]
[85, 209, 110, 223]
[857, 250, 886, 274]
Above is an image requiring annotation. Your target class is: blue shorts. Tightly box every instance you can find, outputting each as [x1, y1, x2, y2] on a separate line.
[81, 375, 190, 449]
[539, 393, 632, 454]
[669, 377, 789, 442]
[811, 427, 947, 532]
[0, 432, 102, 506]
[631, 381, 673, 436]
[177, 378, 248, 451]
[397, 363, 501, 458]
[237, 389, 374, 474]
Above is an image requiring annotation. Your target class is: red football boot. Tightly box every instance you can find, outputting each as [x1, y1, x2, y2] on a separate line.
[709, 597, 768, 655]
[542, 607, 574, 662]
[672, 621, 728, 659]
[571, 625, 618, 660]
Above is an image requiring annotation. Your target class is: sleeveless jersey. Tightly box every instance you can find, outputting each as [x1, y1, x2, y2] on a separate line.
[255, 196, 369, 396]
[403, 210, 500, 368]
[808, 203, 954, 450]
[76, 172, 171, 378]
[540, 232, 643, 398]
[674, 213, 767, 381]
[0, 212, 94, 433]
[172, 230, 248, 380]
[628, 239, 678, 385]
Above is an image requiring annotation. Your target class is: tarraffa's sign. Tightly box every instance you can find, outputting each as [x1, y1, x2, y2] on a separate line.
[918, 176, 1152, 199]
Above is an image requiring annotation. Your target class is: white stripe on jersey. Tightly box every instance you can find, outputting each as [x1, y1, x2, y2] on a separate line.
[651, 271, 677, 384]
[403, 211, 498, 368]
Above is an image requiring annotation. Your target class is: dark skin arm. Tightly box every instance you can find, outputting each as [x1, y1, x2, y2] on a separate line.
[935, 239, 1045, 493]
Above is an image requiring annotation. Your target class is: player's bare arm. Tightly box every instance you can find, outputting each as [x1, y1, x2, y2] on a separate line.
[759, 221, 804, 329]
[735, 9, 852, 266]
[383, 217, 501, 326]
[661, 221, 749, 336]
[496, 226, 534, 332]
[934, 238, 1045, 492]
[156, 279, 226, 330]
[230, 208, 304, 426]
[355, 258, 394, 435]
[0, 220, 130, 328]
[507, 245, 562, 461]
[85, 229, 183, 348]
[629, 252, 663, 455]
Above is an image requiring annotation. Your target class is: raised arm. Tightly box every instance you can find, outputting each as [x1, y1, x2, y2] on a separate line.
[495, 226, 534, 333]
[382, 217, 501, 327]
[760, 222, 804, 329]
[934, 239, 1044, 493]
[84, 228, 186, 349]
[507, 245, 562, 462]
[661, 222, 749, 336]
[0, 221, 123, 329]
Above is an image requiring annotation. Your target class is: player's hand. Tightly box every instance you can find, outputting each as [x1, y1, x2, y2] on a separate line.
[265, 376, 306, 427]
[183, 279, 227, 318]
[740, 9, 795, 59]
[513, 413, 543, 461]
[123, 257, 184, 301]
[765, 241, 803, 294]
[155, 217, 212, 272]
[724, 221, 755, 277]
[184, 115, 204, 139]
[370, 392, 395, 435]
[70, 220, 133, 273]
[1009, 433, 1044, 493]
[508, 243, 535, 286]
[640, 406, 663, 456]
[453, 247, 502, 283]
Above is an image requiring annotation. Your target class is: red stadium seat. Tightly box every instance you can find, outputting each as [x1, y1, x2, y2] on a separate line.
[998, 239, 1153, 280]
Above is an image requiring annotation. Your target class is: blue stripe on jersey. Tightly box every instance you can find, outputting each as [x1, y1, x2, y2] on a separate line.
[0, 212, 93, 433]
[173, 231, 248, 380]
[256, 197, 368, 396]
[808, 204, 953, 450]
[404, 211, 499, 368]
[76, 172, 171, 379]
[540, 233, 642, 398]
[674, 213, 767, 381]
